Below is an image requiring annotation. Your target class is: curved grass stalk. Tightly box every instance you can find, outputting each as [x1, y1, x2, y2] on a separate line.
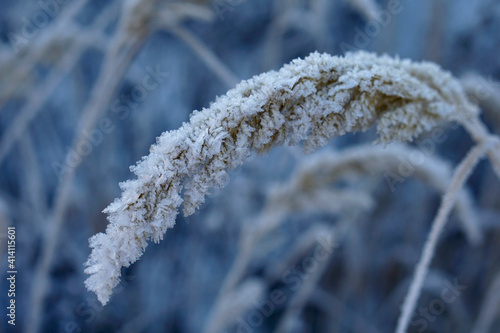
[84, 50, 484, 305]
[395, 138, 497, 333]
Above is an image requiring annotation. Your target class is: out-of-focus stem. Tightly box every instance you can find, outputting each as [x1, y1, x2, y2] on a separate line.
[0, 5, 117, 165]
[168, 25, 239, 88]
[395, 140, 493, 333]
[25, 13, 149, 333]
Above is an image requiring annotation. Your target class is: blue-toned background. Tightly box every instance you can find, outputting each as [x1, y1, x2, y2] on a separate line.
[0, 0, 499, 332]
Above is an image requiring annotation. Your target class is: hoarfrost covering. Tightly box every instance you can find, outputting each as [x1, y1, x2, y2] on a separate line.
[84, 51, 477, 304]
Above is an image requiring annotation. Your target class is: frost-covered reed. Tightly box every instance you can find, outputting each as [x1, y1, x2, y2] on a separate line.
[84, 50, 500, 310]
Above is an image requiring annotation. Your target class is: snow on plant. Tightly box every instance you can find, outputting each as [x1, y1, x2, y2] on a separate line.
[83, 50, 500, 333]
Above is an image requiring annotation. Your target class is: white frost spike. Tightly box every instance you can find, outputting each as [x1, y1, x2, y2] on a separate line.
[85, 51, 477, 305]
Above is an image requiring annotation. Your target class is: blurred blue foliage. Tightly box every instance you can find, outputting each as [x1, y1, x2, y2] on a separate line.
[0, 0, 499, 332]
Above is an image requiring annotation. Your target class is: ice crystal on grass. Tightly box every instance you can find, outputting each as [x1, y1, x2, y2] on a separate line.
[85, 51, 478, 305]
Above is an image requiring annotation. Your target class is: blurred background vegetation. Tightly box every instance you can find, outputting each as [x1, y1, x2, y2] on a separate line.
[0, 0, 499, 332]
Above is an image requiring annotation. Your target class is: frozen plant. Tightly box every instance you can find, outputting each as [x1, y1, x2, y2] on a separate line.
[83, 49, 500, 333]
[25, 1, 234, 332]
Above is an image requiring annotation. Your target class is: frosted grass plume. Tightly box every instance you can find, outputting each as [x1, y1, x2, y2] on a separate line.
[84, 51, 478, 305]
